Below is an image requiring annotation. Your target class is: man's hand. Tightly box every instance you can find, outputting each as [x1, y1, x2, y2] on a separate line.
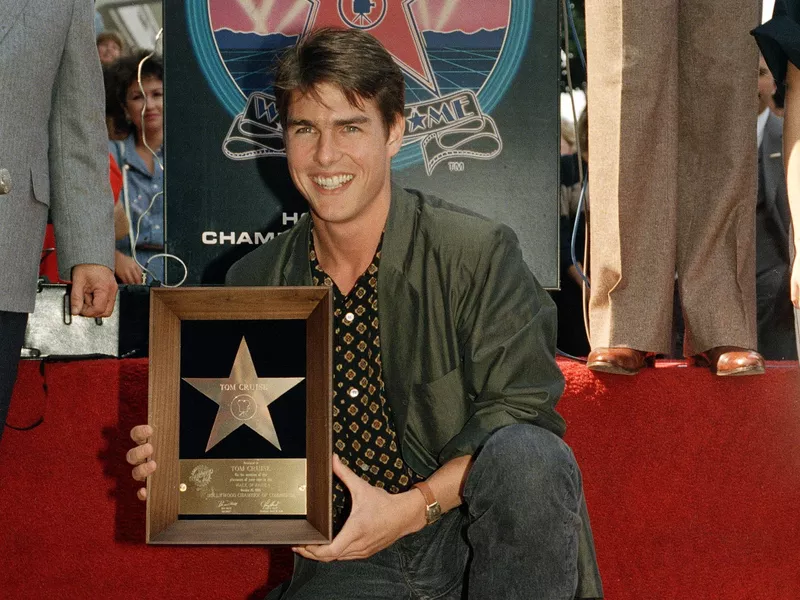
[126, 424, 156, 501]
[70, 263, 117, 317]
[791, 256, 800, 309]
[114, 250, 144, 285]
[292, 455, 426, 562]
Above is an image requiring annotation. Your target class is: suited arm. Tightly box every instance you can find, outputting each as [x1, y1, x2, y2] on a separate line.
[436, 224, 566, 464]
[786, 62, 800, 306]
[49, 0, 115, 280]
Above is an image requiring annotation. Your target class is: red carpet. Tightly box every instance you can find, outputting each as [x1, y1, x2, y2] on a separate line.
[1, 358, 799, 599]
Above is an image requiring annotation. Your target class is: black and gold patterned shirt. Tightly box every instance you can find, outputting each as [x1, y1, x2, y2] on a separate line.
[309, 233, 423, 531]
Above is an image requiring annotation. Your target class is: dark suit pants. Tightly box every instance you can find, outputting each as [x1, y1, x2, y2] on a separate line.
[0, 310, 28, 444]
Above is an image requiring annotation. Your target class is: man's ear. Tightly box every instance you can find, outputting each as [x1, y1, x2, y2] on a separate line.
[386, 113, 405, 157]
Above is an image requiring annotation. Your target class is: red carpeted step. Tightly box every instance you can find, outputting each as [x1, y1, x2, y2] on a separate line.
[1, 358, 799, 598]
[1, 359, 292, 600]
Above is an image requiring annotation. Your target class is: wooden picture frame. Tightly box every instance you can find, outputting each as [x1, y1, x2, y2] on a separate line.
[146, 286, 332, 545]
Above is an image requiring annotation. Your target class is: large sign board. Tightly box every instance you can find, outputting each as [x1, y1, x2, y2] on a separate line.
[164, 0, 559, 287]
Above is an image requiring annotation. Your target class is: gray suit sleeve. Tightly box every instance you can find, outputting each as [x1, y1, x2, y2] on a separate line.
[49, 0, 115, 280]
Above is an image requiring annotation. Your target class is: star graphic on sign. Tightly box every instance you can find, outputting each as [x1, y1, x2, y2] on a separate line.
[407, 108, 426, 132]
[305, 0, 440, 95]
[182, 337, 304, 452]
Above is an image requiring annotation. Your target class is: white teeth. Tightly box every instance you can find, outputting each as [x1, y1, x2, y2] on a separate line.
[312, 174, 353, 190]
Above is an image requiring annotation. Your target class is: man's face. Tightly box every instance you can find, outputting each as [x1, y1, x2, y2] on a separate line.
[284, 83, 403, 227]
[758, 55, 776, 114]
[98, 39, 121, 66]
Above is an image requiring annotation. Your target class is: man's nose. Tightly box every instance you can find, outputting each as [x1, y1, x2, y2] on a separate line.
[315, 130, 340, 165]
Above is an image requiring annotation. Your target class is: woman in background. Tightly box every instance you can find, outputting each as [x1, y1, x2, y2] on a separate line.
[108, 50, 164, 284]
[753, 0, 800, 358]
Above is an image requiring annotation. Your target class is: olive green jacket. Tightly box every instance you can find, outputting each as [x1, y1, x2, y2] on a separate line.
[226, 185, 603, 598]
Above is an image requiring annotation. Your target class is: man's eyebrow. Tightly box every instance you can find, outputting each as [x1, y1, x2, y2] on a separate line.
[286, 118, 316, 127]
[333, 115, 370, 126]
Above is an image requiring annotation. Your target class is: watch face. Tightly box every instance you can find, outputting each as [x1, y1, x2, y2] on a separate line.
[427, 503, 443, 524]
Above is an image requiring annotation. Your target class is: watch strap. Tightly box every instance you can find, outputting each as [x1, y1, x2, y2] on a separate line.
[413, 481, 436, 507]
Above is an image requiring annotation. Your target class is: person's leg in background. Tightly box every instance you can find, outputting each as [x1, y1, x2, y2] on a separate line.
[586, 0, 681, 373]
[0, 311, 29, 445]
[676, 0, 763, 375]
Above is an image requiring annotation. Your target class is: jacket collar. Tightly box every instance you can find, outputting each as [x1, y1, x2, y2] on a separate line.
[281, 213, 313, 286]
[281, 183, 418, 286]
[0, 0, 33, 47]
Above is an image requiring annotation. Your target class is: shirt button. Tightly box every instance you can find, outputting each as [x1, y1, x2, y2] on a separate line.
[344, 312, 355, 323]
[348, 387, 359, 398]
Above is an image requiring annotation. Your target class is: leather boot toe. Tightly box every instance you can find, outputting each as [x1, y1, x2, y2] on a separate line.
[587, 347, 649, 375]
[699, 346, 765, 376]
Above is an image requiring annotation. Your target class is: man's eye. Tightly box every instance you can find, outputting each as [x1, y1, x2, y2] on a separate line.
[344, 125, 360, 133]
[295, 126, 313, 134]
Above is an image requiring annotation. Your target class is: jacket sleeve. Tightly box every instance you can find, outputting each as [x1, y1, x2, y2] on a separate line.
[437, 223, 566, 464]
[49, 0, 115, 280]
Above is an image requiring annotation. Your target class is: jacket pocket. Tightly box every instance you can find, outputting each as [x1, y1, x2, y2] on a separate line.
[30, 166, 50, 206]
[409, 367, 471, 458]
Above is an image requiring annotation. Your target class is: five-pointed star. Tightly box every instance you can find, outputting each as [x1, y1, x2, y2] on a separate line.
[182, 337, 304, 452]
[305, 0, 439, 95]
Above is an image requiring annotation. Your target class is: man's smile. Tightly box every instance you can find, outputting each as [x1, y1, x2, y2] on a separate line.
[311, 174, 355, 190]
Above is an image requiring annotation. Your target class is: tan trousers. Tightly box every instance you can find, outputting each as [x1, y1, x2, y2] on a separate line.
[585, 0, 761, 355]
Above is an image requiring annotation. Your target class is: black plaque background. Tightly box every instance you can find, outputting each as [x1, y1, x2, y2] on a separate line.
[163, 0, 560, 288]
[179, 319, 307, 460]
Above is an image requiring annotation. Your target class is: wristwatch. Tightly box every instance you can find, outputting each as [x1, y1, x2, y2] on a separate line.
[413, 481, 442, 525]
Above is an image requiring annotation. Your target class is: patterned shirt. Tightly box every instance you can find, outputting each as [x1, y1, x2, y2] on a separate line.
[109, 134, 165, 282]
[309, 233, 423, 531]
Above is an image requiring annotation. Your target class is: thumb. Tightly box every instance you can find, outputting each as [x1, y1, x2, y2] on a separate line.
[70, 274, 85, 316]
[332, 454, 362, 491]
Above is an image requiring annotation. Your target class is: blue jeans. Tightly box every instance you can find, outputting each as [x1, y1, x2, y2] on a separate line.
[270, 424, 583, 600]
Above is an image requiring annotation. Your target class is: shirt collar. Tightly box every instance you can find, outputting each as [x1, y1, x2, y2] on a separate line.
[123, 132, 163, 177]
[757, 108, 770, 148]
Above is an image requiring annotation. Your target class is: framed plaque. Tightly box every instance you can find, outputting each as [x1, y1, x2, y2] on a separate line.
[146, 287, 332, 545]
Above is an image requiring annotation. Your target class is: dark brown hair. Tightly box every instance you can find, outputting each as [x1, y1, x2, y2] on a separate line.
[108, 50, 164, 136]
[274, 28, 405, 132]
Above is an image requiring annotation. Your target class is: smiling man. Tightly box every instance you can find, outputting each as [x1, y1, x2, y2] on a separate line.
[128, 28, 602, 599]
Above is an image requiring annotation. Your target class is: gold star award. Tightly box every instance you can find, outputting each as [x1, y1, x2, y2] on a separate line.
[182, 336, 305, 452]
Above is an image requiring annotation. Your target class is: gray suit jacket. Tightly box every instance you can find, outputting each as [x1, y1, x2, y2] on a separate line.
[0, 0, 114, 313]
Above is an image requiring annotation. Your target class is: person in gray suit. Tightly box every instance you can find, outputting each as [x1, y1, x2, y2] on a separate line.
[756, 55, 797, 359]
[0, 0, 118, 443]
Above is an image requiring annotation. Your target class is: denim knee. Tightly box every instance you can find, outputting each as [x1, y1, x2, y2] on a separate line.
[463, 424, 581, 515]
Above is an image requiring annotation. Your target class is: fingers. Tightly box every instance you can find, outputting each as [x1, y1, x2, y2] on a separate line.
[70, 265, 118, 317]
[82, 288, 109, 318]
[132, 459, 157, 482]
[130, 424, 153, 444]
[126, 442, 153, 466]
[125, 265, 143, 285]
[129, 424, 155, 497]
